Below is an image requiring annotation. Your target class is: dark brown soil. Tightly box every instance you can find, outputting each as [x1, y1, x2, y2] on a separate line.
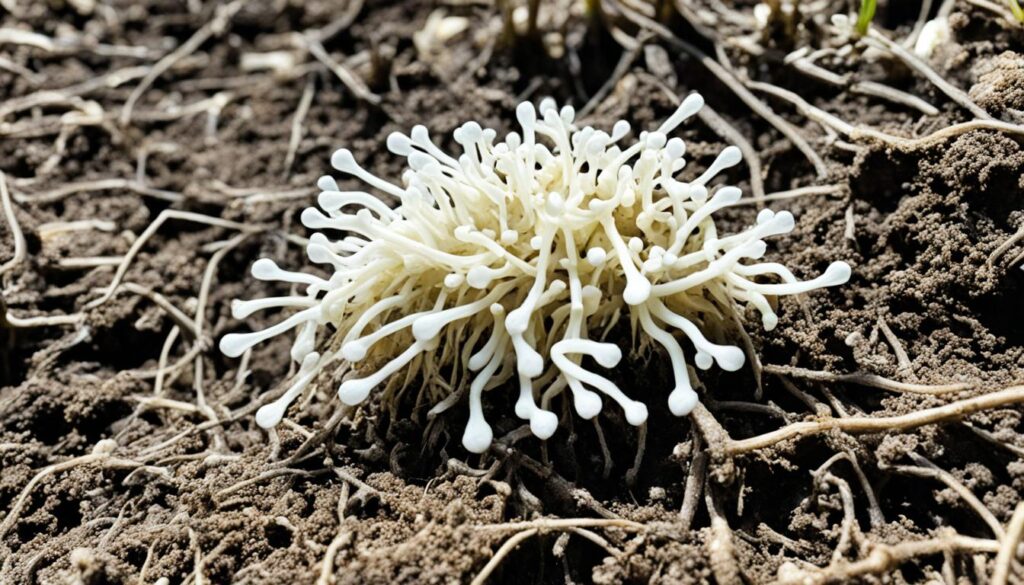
[2, 1, 1024, 583]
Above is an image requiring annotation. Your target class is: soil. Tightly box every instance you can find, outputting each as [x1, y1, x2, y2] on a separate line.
[1, 0, 1024, 583]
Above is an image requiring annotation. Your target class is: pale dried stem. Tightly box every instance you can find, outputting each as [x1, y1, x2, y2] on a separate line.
[281, 419, 313, 439]
[843, 452, 885, 529]
[776, 533, 1000, 584]
[569, 527, 622, 556]
[137, 398, 262, 460]
[992, 502, 1024, 585]
[704, 484, 743, 585]
[731, 311, 764, 398]
[0, 55, 43, 84]
[727, 385, 1024, 455]
[120, 0, 246, 126]
[763, 364, 972, 395]
[240, 187, 318, 206]
[300, 35, 380, 105]
[579, 32, 649, 119]
[941, 550, 957, 585]
[206, 179, 318, 205]
[131, 395, 200, 414]
[778, 376, 830, 415]
[36, 219, 117, 239]
[0, 66, 148, 120]
[187, 528, 204, 585]
[963, 423, 1024, 458]
[136, 141, 180, 187]
[470, 528, 539, 585]
[0, 451, 142, 538]
[214, 467, 327, 500]
[626, 422, 647, 486]
[331, 466, 384, 501]
[470, 517, 645, 585]
[710, 399, 790, 421]
[852, 81, 939, 116]
[902, 0, 934, 47]
[679, 431, 707, 529]
[129, 92, 233, 126]
[789, 55, 938, 116]
[273, 405, 350, 468]
[316, 482, 352, 585]
[818, 472, 862, 564]
[85, 209, 263, 310]
[13, 177, 183, 204]
[865, 29, 992, 121]
[876, 317, 913, 373]
[1009, 248, 1024, 270]
[122, 282, 204, 344]
[136, 342, 202, 383]
[0, 27, 155, 59]
[883, 453, 1004, 539]
[592, 419, 614, 479]
[186, 539, 231, 585]
[747, 79, 1024, 148]
[152, 326, 180, 397]
[615, 1, 829, 178]
[988, 223, 1024, 266]
[477, 516, 645, 534]
[0, 172, 26, 282]
[308, 0, 365, 44]
[284, 75, 316, 178]
[737, 184, 844, 205]
[194, 233, 248, 342]
[688, 402, 733, 458]
[3, 312, 85, 327]
[56, 256, 124, 269]
[137, 541, 157, 585]
[964, 0, 1020, 23]
[191, 357, 225, 451]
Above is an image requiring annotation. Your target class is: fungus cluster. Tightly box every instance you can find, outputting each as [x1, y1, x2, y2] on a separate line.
[220, 93, 850, 453]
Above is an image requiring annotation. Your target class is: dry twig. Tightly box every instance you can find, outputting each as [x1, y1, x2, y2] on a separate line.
[121, 0, 246, 126]
[0, 172, 26, 282]
[992, 502, 1024, 585]
[614, 1, 829, 178]
[763, 364, 972, 395]
[728, 385, 1024, 455]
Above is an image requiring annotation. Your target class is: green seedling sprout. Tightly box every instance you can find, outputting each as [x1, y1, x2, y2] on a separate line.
[855, 0, 877, 36]
[1009, 0, 1024, 23]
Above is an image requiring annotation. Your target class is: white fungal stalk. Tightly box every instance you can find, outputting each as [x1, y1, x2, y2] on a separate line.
[221, 92, 851, 453]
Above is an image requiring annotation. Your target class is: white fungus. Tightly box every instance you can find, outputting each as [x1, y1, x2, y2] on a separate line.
[221, 92, 851, 453]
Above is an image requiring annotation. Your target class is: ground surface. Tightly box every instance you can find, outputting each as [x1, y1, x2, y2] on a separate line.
[2, 0, 1024, 583]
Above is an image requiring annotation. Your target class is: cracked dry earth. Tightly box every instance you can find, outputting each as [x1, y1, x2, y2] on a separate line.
[1, 0, 1024, 584]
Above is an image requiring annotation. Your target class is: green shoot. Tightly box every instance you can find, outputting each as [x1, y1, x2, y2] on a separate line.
[1010, 0, 1024, 23]
[855, 0, 877, 36]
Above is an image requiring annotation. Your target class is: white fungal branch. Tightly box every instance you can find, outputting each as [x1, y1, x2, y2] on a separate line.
[220, 92, 851, 453]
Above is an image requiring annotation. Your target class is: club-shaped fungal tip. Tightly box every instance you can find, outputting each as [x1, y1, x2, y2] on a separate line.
[220, 91, 852, 449]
